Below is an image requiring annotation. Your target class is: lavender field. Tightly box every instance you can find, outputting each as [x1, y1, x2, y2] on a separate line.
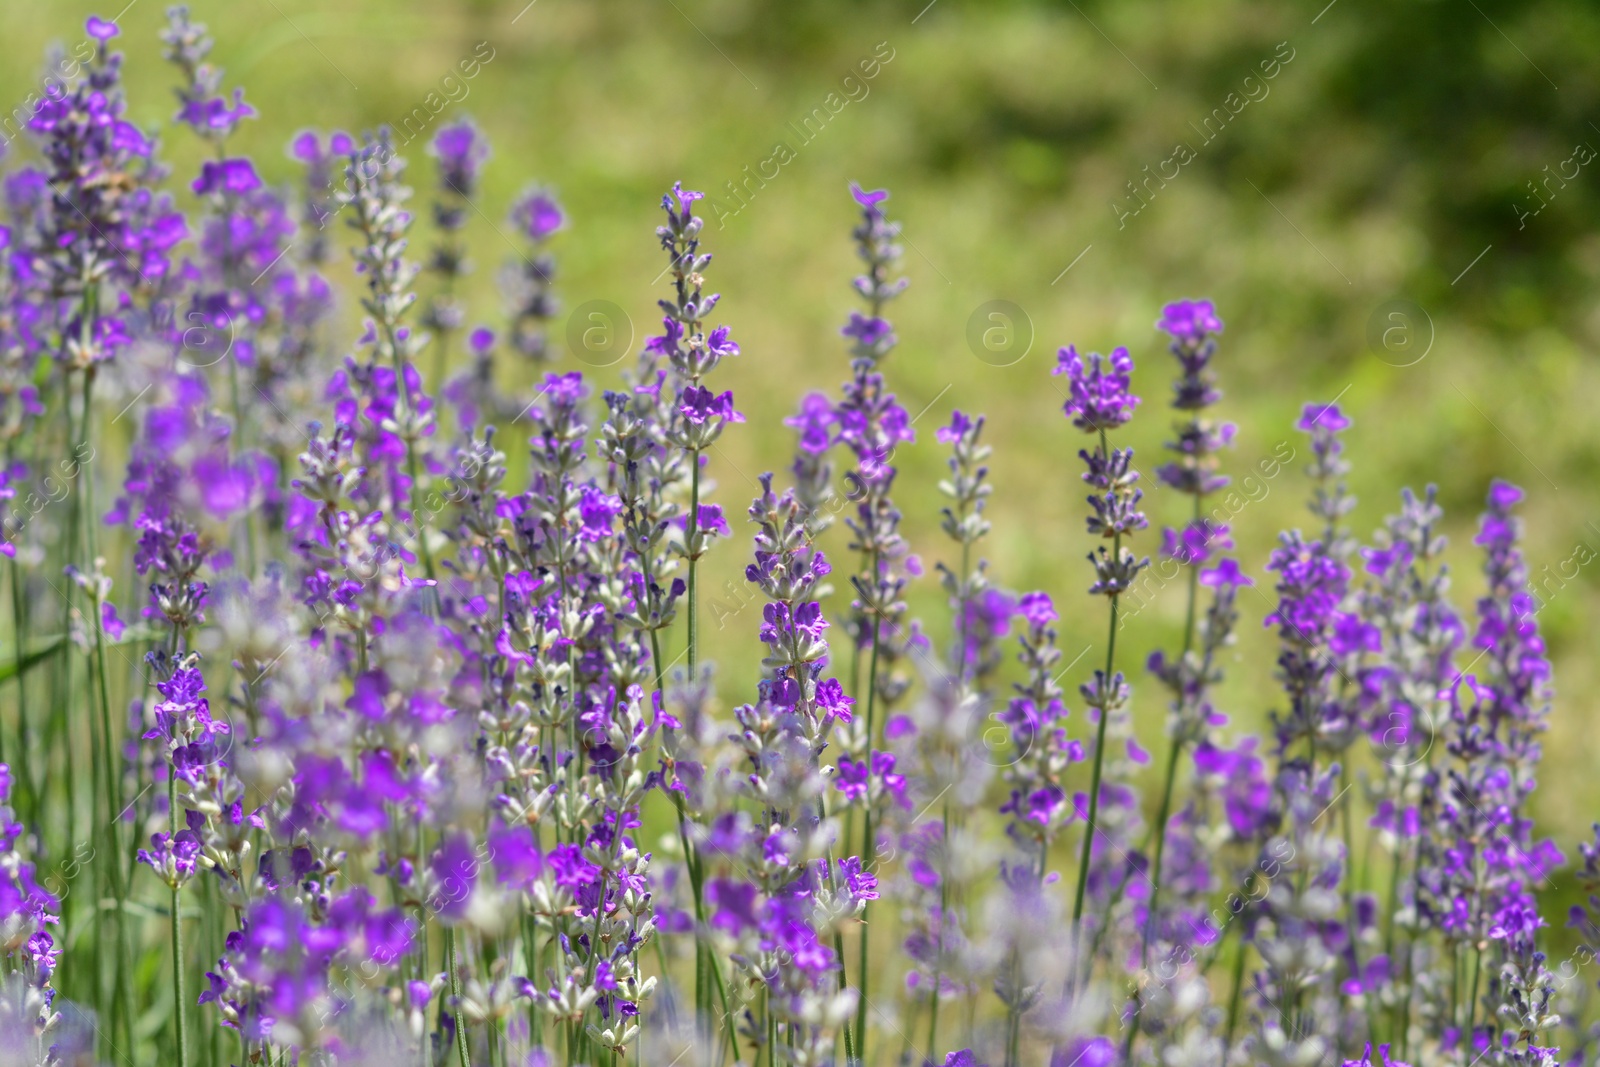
[0, 2, 1595, 1066]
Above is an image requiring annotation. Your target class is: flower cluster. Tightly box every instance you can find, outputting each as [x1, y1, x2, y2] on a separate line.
[422, 119, 488, 377]
[0, 16, 1583, 1067]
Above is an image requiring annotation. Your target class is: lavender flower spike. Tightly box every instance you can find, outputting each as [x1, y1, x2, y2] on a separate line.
[1127, 299, 1237, 1065]
[1057, 336, 1148, 1013]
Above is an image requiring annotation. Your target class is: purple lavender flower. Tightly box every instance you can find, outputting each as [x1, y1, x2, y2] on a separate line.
[422, 120, 493, 378]
[1300, 401, 1356, 551]
[935, 409, 1002, 683]
[640, 181, 745, 703]
[1160, 518, 1233, 565]
[429, 119, 490, 200]
[27, 17, 185, 364]
[678, 385, 744, 426]
[1264, 530, 1354, 750]
[497, 186, 565, 365]
[287, 128, 353, 262]
[0, 20, 1583, 1067]
[165, 14, 298, 540]
[695, 474, 868, 1064]
[1154, 298, 1235, 496]
[163, 7, 256, 142]
[1341, 1042, 1412, 1067]
[1053, 345, 1138, 433]
[936, 1051, 989, 1067]
[1054, 326, 1150, 1030]
[836, 750, 909, 809]
[786, 391, 839, 523]
[512, 188, 564, 242]
[1155, 298, 1223, 345]
[1408, 482, 1563, 1058]
[818, 179, 919, 715]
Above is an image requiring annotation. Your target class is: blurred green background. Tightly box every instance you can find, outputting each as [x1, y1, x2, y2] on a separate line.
[4, 0, 1598, 877]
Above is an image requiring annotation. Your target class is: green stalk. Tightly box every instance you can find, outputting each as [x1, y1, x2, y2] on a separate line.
[1222, 934, 1248, 1057]
[1070, 579, 1119, 955]
[1466, 946, 1483, 1048]
[450, 927, 473, 1067]
[528, 913, 545, 1050]
[86, 619, 105, 1027]
[1137, 494, 1202, 974]
[433, 255, 457, 394]
[1003, 950, 1022, 1067]
[686, 452, 700, 671]
[7, 557, 30, 821]
[851, 619, 882, 1064]
[56, 362, 80, 1007]
[766, 999, 776, 1067]
[835, 930, 854, 1064]
[66, 362, 118, 1047]
[80, 368, 136, 1054]
[708, 948, 732, 1067]
[1138, 740, 1183, 965]
[674, 797, 729, 1052]
[93, 596, 135, 1053]
[171, 773, 190, 1067]
[1125, 736, 1183, 1066]
[695, 934, 707, 1050]
[1450, 941, 1462, 1039]
[1383, 838, 1403, 963]
[1337, 760, 1371, 1049]
[53, 646, 76, 996]
[649, 628, 666, 696]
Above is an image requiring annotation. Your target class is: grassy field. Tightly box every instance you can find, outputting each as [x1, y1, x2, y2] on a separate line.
[4, 0, 1599, 933]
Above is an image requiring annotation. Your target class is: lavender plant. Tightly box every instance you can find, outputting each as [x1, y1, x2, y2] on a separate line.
[423, 120, 487, 385]
[0, 14, 1587, 1067]
[1054, 340, 1146, 972]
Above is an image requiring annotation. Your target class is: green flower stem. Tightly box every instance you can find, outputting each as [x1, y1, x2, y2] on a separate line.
[1222, 931, 1249, 1058]
[1137, 492, 1202, 979]
[649, 628, 666, 697]
[851, 616, 882, 1066]
[835, 929, 855, 1064]
[170, 773, 190, 1067]
[451, 926, 472, 1067]
[1070, 557, 1119, 970]
[7, 556, 31, 821]
[74, 362, 133, 1053]
[686, 450, 701, 672]
[1126, 731, 1185, 1064]
[673, 795, 728, 1056]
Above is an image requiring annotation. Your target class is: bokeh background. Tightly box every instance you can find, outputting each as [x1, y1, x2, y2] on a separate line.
[3, 0, 1598, 926]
